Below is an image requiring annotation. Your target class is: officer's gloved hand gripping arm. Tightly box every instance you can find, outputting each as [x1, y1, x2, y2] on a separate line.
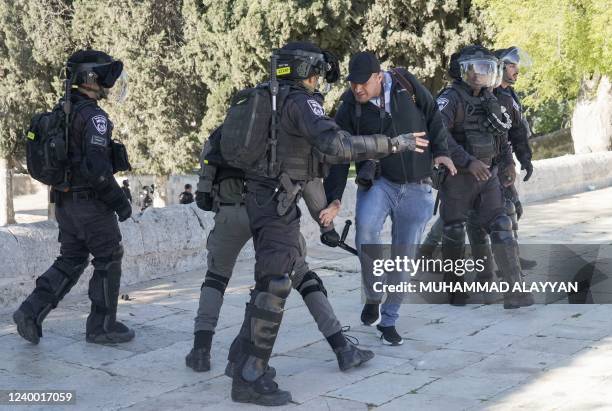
[80, 112, 131, 221]
[289, 98, 428, 163]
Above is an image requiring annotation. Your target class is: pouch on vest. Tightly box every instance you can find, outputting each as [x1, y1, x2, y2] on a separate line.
[111, 139, 131, 173]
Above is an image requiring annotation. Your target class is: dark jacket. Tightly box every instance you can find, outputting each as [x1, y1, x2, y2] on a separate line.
[67, 91, 115, 189]
[494, 86, 532, 166]
[436, 80, 513, 169]
[323, 68, 450, 203]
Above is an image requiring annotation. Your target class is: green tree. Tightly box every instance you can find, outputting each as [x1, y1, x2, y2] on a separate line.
[0, 0, 71, 225]
[477, 0, 612, 112]
[182, 0, 370, 134]
[363, 0, 494, 94]
[70, 0, 205, 203]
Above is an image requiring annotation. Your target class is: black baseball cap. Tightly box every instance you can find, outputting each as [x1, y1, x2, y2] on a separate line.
[346, 51, 381, 83]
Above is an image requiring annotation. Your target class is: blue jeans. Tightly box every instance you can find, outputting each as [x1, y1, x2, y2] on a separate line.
[355, 177, 434, 327]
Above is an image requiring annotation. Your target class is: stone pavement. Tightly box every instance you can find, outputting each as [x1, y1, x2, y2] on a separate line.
[1, 187, 612, 410]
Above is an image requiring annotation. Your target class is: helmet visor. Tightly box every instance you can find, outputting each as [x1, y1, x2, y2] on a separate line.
[501, 47, 532, 69]
[105, 69, 128, 103]
[460, 59, 498, 89]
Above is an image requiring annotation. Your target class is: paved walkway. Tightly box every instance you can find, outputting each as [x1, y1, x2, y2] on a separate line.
[1, 187, 612, 410]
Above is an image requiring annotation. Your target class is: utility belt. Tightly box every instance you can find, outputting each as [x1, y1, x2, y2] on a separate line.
[51, 187, 98, 206]
[218, 201, 245, 207]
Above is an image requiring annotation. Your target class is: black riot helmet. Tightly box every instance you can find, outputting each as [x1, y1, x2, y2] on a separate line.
[456, 45, 499, 90]
[66, 49, 128, 101]
[274, 41, 340, 85]
[494, 46, 532, 85]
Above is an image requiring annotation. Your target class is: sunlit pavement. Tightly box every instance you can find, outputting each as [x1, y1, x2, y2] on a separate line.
[1, 187, 611, 410]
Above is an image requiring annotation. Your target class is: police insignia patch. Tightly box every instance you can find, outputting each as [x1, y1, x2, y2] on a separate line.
[437, 97, 449, 111]
[512, 99, 520, 112]
[307, 100, 325, 116]
[92, 115, 107, 135]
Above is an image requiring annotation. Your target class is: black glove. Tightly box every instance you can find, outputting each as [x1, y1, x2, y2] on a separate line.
[356, 161, 378, 190]
[90, 175, 131, 222]
[389, 133, 419, 152]
[196, 191, 214, 211]
[515, 200, 523, 221]
[521, 161, 533, 182]
[321, 229, 340, 248]
[116, 201, 132, 222]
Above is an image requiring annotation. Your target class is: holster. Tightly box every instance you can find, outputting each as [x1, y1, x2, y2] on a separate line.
[276, 173, 302, 216]
[431, 165, 448, 191]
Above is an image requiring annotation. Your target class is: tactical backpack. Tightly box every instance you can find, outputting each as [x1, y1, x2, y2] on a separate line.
[220, 84, 292, 177]
[25, 100, 93, 187]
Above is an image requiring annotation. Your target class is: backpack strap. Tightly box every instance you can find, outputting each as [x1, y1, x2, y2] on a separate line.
[389, 68, 417, 106]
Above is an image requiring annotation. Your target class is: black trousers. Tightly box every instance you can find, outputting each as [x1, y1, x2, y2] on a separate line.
[245, 179, 301, 281]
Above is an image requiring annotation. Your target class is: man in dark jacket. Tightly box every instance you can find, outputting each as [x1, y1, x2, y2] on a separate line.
[179, 183, 194, 204]
[323, 52, 456, 346]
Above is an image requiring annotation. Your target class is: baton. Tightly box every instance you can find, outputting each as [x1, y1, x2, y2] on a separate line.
[338, 220, 358, 256]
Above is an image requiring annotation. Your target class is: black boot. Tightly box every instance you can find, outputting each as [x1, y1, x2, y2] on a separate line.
[442, 222, 469, 306]
[327, 328, 375, 371]
[231, 278, 292, 406]
[187, 330, 213, 372]
[489, 216, 534, 310]
[334, 341, 374, 371]
[13, 258, 87, 344]
[186, 347, 211, 372]
[86, 248, 135, 344]
[13, 305, 41, 345]
[225, 336, 276, 378]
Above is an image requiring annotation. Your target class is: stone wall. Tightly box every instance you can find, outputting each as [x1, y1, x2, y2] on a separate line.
[2, 151, 612, 309]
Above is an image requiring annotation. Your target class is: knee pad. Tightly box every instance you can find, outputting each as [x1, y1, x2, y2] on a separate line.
[297, 271, 328, 298]
[34, 256, 88, 308]
[442, 222, 465, 246]
[488, 215, 514, 244]
[256, 275, 292, 299]
[202, 270, 229, 295]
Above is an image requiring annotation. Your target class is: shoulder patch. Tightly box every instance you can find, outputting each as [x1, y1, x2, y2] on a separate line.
[307, 99, 325, 117]
[90, 135, 107, 147]
[436, 97, 449, 111]
[512, 98, 520, 112]
[92, 115, 107, 135]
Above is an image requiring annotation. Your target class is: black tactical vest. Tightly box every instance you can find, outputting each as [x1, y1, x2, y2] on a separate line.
[275, 89, 326, 181]
[450, 84, 499, 166]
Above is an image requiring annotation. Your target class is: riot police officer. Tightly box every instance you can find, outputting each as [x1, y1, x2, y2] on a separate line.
[436, 45, 534, 308]
[13, 50, 134, 345]
[228, 41, 428, 406]
[421, 47, 536, 273]
[186, 127, 374, 376]
[466, 46, 536, 282]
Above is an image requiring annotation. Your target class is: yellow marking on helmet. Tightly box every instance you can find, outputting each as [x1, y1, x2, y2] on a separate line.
[277, 67, 291, 76]
[27, 131, 36, 140]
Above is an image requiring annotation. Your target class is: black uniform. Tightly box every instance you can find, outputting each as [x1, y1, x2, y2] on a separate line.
[179, 191, 194, 204]
[436, 80, 532, 307]
[230, 80, 405, 404]
[14, 90, 133, 344]
[464, 85, 533, 278]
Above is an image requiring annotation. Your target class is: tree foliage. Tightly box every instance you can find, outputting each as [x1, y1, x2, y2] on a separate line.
[477, 0, 611, 112]
[0, 0, 517, 172]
